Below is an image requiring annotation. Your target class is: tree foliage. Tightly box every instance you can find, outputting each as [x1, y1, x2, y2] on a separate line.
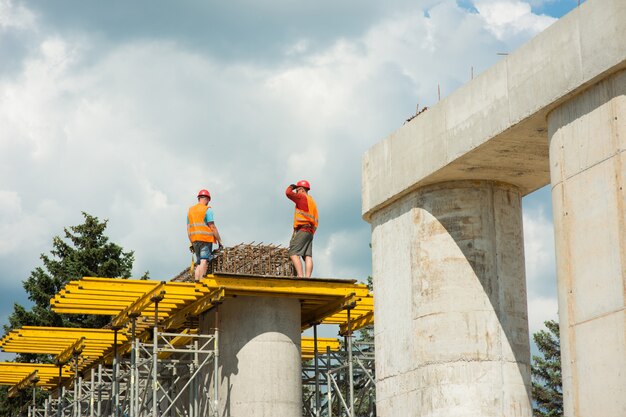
[532, 319, 563, 417]
[0, 213, 142, 413]
[5, 212, 138, 334]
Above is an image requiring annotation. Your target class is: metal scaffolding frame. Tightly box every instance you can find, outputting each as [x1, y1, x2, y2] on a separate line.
[126, 309, 220, 417]
[24, 330, 219, 417]
[302, 337, 375, 417]
[2, 272, 375, 416]
[9, 328, 375, 417]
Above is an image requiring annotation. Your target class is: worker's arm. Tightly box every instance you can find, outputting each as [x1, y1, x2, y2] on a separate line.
[204, 208, 222, 248]
[285, 185, 309, 211]
[286, 185, 309, 208]
[285, 185, 297, 200]
[208, 222, 222, 248]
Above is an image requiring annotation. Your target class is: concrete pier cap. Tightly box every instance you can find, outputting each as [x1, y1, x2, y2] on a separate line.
[362, 0, 626, 221]
[362, 0, 625, 416]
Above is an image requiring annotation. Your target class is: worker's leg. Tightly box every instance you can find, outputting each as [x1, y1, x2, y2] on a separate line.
[194, 242, 212, 281]
[303, 234, 314, 278]
[195, 259, 208, 280]
[290, 255, 304, 277]
[289, 230, 307, 277]
[304, 256, 313, 278]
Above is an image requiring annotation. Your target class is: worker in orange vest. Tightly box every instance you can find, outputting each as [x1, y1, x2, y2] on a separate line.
[286, 180, 318, 278]
[187, 189, 223, 281]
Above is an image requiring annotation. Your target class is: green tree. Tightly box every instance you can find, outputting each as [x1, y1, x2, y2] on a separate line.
[532, 319, 563, 417]
[0, 213, 144, 413]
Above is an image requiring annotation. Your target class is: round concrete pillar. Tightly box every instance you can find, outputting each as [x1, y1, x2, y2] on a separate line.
[200, 296, 302, 417]
[370, 180, 531, 417]
[548, 69, 626, 417]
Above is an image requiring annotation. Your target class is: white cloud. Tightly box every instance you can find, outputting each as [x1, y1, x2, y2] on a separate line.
[0, 191, 62, 256]
[523, 205, 557, 296]
[0, 0, 35, 32]
[0, 190, 20, 218]
[0, 0, 561, 321]
[522, 199, 559, 340]
[317, 228, 372, 279]
[474, 0, 556, 41]
[527, 295, 558, 337]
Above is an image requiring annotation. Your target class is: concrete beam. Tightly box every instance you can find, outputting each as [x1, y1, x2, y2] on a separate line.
[362, 0, 626, 221]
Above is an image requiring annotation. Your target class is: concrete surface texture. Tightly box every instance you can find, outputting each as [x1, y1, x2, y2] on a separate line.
[548, 69, 626, 417]
[362, 0, 626, 220]
[370, 181, 531, 417]
[362, 0, 625, 415]
[200, 296, 302, 417]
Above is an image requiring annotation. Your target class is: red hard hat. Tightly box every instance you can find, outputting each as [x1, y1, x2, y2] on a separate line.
[296, 180, 310, 190]
[197, 189, 211, 198]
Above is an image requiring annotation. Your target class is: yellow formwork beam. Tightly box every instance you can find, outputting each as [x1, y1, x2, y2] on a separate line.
[339, 310, 374, 335]
[200, 274, 370, 298]
[44, 274, 374, 374]
[50, 276, 373, 336]
[0, 363, 72, 392]
[111, 282, 166, 328]
[0, 327, 128, 380]
[161, 287, 225, 330]
[301, 294, 357, 330]
[55, 337, 85, 366]
[301, 337, 341, 360]
[1, 327, 127, 344]
[51, 278, 206, 318]
[52, 276, 369, 315]
[8, 370, 38, 398]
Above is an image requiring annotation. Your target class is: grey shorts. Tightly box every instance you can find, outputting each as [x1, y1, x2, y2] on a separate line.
[193, 241, 213, 265]
[289, 230, 313, 257]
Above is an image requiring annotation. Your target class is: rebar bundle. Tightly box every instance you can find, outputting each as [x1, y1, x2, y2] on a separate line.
[172, 242, 296, 282]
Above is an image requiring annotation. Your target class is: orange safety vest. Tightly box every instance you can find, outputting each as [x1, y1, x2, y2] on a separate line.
[187, 203, 216, 243]
[293, 194, 318, 232]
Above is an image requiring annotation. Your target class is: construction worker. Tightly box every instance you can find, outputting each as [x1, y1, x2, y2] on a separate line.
[187, 189, 223, 281]
[286, 180, 318, 278]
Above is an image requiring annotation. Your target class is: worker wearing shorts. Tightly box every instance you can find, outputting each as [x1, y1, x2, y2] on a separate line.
[286, 180, 318, 277]
[192, 240, 213, 265]
[188, 189, 222, 281]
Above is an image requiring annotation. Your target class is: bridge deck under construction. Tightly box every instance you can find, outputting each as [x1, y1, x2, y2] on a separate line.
[0, 273, 374, 397]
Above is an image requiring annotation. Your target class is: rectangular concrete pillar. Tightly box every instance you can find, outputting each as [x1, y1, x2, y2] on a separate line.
[548, 69, 626, 417]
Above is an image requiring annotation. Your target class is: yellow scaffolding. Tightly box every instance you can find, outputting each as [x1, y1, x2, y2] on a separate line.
[50, 274, 374, 334]
[300, 337, 341, 361]
[0, 327, 129, 374]
[0, 363, 72, 391]
[2, 273, 374, 401]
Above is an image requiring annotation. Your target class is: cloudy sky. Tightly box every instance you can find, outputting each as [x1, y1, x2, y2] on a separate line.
[1, 0, 577, 351]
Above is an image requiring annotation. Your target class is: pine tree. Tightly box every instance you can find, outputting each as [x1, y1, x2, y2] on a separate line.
[532, 319, 563, 417]
[0, 213, 143, 412]
[5, 212, 139, 334]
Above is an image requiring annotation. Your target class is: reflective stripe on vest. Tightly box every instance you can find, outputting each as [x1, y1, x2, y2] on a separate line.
[188, 203, 216, 243]
[293, 194, 318, 232]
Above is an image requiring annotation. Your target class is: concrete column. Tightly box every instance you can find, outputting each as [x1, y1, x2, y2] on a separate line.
[200, 296, 302, 417]
[548, 69, 626, 417]
[370, 180, 531, 417]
